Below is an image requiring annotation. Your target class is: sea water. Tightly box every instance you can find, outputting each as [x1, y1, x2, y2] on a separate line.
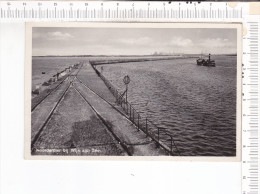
[98, 55, 237, 156]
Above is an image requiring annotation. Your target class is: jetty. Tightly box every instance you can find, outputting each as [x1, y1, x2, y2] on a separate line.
[31, 59, 180, 156]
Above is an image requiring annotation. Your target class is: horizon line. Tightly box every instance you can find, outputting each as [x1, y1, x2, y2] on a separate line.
[32, 53, 237, 57]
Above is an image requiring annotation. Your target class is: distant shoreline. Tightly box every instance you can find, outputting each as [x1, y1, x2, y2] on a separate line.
[32, 54, 237, 58]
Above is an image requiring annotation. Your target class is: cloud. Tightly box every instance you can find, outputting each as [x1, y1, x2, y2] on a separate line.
[115, 37, 153, 46]
[199, 38, 234, 48]
[46, 31, 73, 40]
[114, 36, 194, 50]
[168, 37, 193, 47]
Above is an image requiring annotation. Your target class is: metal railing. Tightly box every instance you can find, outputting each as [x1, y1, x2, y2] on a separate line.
[90, 62, 181, 156]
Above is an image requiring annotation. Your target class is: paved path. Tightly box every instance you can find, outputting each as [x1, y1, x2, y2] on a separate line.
[31, 62, 168, 156]
[75, 63, 167, 156]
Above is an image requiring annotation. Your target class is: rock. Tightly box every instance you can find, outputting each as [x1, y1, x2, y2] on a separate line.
[32, 88, 40, 95]
[42, 81, 51, 86]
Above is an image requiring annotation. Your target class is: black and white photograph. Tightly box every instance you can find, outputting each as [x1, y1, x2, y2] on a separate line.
[25, 23, 242, 159]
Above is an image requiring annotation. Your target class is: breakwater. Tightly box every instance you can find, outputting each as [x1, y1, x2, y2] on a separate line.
[31, 62, 82, 111]
[90, 60, 181, 156]
[30, 55, 236, 156]
[32, 63, 81, 95]
[89, 56, 196, 66]
[31, 61, 170, 156]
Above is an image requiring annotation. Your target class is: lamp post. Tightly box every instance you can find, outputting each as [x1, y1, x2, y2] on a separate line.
[123, 75, 130, 103]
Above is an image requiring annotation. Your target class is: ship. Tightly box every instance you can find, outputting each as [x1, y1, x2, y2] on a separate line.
[197, 53, 216, 67]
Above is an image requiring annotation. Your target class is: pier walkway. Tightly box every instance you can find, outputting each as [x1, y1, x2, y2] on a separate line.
[31, 62, 167, 156]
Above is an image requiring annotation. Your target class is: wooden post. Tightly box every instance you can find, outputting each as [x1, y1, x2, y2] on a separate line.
[146, 118, 148, 136]
[158, 128, 160, 142]
[126, 84, 128, 103]
[156, 128, 160, 148]
[171, 136, 173, 153]
[129, 105, 131, 120]
[133, 109, 135, 123]
[137, 114, 139, 130]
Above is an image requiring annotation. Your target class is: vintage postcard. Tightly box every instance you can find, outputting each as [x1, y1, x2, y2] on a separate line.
[25, 22, 242, 161]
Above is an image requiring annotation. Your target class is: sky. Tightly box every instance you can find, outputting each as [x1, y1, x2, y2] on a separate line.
[32, 27, 237, 56]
